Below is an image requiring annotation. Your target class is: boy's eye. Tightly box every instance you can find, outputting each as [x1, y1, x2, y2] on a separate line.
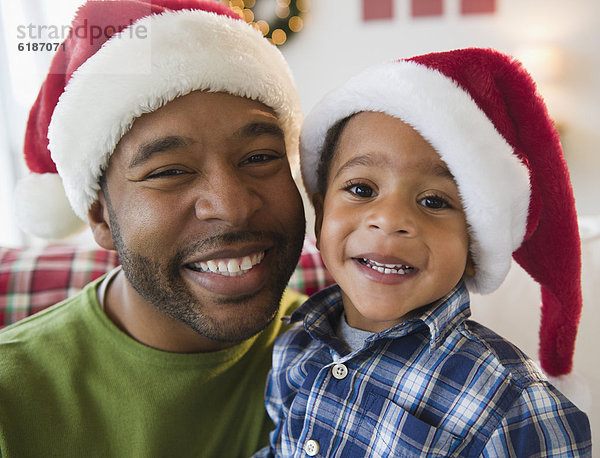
[419, 195, 450, 209]
[346, 184, 375, 198]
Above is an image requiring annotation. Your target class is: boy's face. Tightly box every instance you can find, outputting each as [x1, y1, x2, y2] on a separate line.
[314, 111, 471, 333]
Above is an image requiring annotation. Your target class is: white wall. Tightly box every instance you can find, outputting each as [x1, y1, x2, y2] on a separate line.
[281, 0, 599, 447]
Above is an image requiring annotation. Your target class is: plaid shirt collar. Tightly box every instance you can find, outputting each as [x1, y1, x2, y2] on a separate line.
[287, 280, 471, 353]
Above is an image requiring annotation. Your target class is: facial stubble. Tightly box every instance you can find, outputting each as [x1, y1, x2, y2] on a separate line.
[105, 201, 304, 343]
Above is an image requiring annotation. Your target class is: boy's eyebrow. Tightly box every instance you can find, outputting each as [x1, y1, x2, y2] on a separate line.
[333, 154, 390, 180]
[432, 163, 455, 180]
[129, 136, 194, 168]
[334, 153, 456, 181]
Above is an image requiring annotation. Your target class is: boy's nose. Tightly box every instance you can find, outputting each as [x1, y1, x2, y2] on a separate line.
[365, 196, 417, 236]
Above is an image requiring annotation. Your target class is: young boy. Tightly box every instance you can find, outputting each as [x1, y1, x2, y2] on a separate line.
[259, 49, 592, 457]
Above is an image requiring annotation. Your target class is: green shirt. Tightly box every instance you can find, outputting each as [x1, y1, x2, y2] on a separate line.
[0, 278, 304, 457]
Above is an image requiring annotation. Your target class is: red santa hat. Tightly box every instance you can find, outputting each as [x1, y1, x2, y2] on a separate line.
[16, 0, 302, 239]
[300, 48, 582, 380]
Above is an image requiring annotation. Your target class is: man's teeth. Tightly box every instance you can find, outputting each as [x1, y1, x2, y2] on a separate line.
[361, 258, 414, 275]
[192, 252, 265, 276]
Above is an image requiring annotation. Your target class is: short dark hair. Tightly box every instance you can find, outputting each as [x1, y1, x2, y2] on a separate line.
[315, 113, 357, 195]
[98, 172, 113, 208]
[99, 172, 108, 195]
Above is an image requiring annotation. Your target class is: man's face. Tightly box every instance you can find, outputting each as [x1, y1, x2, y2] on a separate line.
[100, 91, 305, 343]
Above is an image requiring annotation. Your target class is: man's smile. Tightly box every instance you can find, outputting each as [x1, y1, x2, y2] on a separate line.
[187, 251, 265, 277]
[181, 246, 275, 298]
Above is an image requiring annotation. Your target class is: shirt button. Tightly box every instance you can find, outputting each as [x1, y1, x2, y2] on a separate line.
[331, 363, 348, 379]
[304, 439, 320, 456]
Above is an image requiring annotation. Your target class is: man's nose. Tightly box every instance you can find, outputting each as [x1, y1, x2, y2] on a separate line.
[193, 167, 262, 227]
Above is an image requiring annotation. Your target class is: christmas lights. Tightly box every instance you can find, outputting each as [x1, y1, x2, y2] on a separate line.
[225, 0, 309, 46]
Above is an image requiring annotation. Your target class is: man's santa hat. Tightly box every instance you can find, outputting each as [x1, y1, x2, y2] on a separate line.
[300, 48, 583, 384]
[16, 0, 302, 239]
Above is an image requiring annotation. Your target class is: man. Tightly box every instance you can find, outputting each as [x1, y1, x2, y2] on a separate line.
[1, 1, 305, 456]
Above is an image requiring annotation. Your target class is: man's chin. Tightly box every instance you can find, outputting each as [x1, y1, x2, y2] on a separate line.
[177, 290, 282, 343]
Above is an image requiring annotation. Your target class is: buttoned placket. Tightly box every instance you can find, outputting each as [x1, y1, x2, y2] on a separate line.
[298, 348, 355, 456]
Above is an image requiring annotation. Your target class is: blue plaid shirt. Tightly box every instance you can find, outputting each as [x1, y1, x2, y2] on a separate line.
[259, 282, 591, 457]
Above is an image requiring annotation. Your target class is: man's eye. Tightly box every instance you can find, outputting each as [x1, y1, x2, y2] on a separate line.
[346, 184, 375, 198]
[243, 153, 278, 164]
[147, 169, 187, 179]
[419, 195, 450, 209]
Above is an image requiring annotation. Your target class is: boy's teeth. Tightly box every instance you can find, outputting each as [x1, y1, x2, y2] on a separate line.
[361, 258, 412, 275]
[190, 251, 265, 276]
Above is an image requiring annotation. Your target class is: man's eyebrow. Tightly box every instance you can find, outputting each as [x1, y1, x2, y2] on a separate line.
[233, 122, 285, 141]
[129, 136, 194, 168]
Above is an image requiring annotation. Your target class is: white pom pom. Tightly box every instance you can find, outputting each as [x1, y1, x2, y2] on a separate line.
[545, 371, 592, 413]
[14, 173, 86, 240]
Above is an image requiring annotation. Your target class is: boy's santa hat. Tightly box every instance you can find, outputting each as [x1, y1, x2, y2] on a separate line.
[300, 48, 583, 383]
[16, 0, 301, 239]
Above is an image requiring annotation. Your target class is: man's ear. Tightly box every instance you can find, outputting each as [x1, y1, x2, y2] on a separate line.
[88, 191, 115, 251]
[312, 193, 324, 251]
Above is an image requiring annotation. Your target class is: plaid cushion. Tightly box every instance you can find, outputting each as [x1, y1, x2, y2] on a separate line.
[0, 245, 120, 328]
[288, 237, 335, 296]
[0, 238, 333, 329]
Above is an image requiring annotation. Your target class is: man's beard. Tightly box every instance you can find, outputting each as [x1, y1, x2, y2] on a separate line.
[108, 211, 304, 343]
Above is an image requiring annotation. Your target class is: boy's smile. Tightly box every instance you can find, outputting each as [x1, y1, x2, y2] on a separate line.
[353, 255, 416, 284]
[314, 111, 472, 333]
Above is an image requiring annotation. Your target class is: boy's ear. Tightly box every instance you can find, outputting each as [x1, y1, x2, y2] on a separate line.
[312, 193, 324, 251]
[88, 191, 115, 251]
[464, 254, 476, 277]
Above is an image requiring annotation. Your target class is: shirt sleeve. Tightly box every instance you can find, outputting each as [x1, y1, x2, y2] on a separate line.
[481, 382, 592, 457]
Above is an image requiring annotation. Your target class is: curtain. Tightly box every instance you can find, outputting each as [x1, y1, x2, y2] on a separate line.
[0, 0, 84, 246]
